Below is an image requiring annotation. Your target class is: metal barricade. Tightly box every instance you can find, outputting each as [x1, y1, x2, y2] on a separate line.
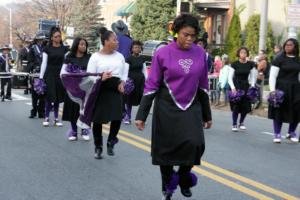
[208, 74, 219, 103]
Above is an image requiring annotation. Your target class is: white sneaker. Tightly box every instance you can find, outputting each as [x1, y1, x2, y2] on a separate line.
[232, 125, 238, 132]
[43, 119, 49, 127]
[68, 136, 77, 141]
[239, 124, 247, 130]
[54, 120, 63, 127]
[285, 133, 291, 139]
[291, 137, 299, 143]
[82, 134, 90, 141]
[273, 138, 281, 143]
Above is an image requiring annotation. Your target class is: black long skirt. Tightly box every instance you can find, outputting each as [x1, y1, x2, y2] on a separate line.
[45, 75, 65, 103]
[92, 78, 123, 124]
[125, 72, 145, 106]
[151, 87, 205, 166]
[268, 80, 300, 123]
[230, 80, 251, 113]
[62, 94, 79, 122]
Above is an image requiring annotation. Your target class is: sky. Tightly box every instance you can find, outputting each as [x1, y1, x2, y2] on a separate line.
[0, 0, 30, 6]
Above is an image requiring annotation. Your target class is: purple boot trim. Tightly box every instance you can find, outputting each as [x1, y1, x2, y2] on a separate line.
[165, 173, 179, 195]
[67, 129, 77, 137]
[289, 132, 297, 138]
[274, 133, 281, 139]
[190, 172, 198, 187]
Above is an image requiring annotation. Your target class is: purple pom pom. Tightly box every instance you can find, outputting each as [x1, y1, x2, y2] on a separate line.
[268, 90, 284, 108]
[247, 87, 260, 103]
[66, 64, 82, 73]
[228, 89, 245, 103]
[189, 172, 198, 187]
[33, 79, 46, 95]
[165, 173, 179, 195]
[124, 78, 135, 95]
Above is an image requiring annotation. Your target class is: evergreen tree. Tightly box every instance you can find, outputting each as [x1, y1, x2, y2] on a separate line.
[130, 0, 176, 41]
[224, 6, 244, 62]
[244, 14, 274, 59]
[71, 0, 104, 49]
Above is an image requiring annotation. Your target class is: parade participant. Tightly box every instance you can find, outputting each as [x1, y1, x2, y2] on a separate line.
[122, 40, 147, 124]
[268, 38, 300, 143]
[0, 45, 13, 102]
[135, 14, 212, 200]
[61, 37, 91, 141]
[28, 32, 46, 118]
[39, 26, 69, 127]
[111, 20, 132, 59]
[19, 38, 32, 94]
[228, 47, 257, 132]
[87, 30, 128, 159]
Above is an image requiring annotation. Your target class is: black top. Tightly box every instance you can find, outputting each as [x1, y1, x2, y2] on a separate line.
[28, 44, 44, 73]
[126, 55, 147, 73]
[272, 54, 300, 83]
[231, 60, 255, 80]
[44, 45, 69, 77]
[64, 53, 91, 70]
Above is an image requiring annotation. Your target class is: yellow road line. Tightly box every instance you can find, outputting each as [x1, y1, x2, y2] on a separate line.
[103, 126, 300, 200]
[102, 128, 274, 200]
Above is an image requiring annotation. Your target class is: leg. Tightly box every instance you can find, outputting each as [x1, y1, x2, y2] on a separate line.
[160, 165, 177, 199]
[273, 120, 282, 143]
[107, 120, 121, 156]
[53, 103, 62, 126]
[1, 79, 5, 101]
[232, 111, 239, 131]
[239, 112, 248, 130]
[37, 96, 45, 118]
[30, 89, 38, 118]
[178, 166, 194, 197]
[288, 122, 299, 142]
[67, 120, 78, 141]
[6, 78, 12, 99]
[92, 123, 103, 159]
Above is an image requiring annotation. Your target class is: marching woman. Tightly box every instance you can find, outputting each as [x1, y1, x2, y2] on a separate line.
[268, 38, 300, 143]
[87, 30, 128, 159]
[123, 40, 148, 124]
[61, 37, 91, 141]
[39, 27, 69, 127]
[228, 47, 257, 132]
[135, 14, 212, 200]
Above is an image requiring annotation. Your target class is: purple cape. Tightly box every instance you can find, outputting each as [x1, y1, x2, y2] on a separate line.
[144, 41, 208, 110]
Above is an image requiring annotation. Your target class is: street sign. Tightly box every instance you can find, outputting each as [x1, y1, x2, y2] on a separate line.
[66, 27, 74, 37]
[287, 3, 300, 27]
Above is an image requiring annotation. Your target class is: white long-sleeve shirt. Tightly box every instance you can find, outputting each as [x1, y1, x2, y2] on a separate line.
[228, 66, 257, 90]
[87, 51, 128, 81]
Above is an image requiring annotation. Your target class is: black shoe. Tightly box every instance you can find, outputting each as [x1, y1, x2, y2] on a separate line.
[5, 96, 12, 100]
[180, 188, 192, 197]
[1, 97, 4, 102]
[24, 89, 28, 95]
[94, 147, 102, 159]
[38, 113, 45, 118]
[29, 110, 37, 118]
[162, 192, 172, 200]
[107, 142, 115, 156]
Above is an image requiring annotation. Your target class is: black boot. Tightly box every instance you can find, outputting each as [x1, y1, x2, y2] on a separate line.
[180, 188, 192, 197]
[162, 192, 172, 200]
[94, 147, 103, 159]
[1, 96, 4, 102]
[29, 109, 37, 118]
[38, 112, 45, 118]
[107, 138, 118, 156]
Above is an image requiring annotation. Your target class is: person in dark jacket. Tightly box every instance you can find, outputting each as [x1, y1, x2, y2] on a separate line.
[0, 45, 13, 101]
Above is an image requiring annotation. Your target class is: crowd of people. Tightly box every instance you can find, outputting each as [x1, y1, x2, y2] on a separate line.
[0, 13, 300, 200]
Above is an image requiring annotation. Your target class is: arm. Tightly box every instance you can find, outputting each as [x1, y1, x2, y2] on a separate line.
[269, 66, 279, 92]
[249, 67, 258, 87]
[121, 60, 129, 81]
[60, 63, 67, 77]
[39, 53, 48, 79]
[228, 66, 235, 90]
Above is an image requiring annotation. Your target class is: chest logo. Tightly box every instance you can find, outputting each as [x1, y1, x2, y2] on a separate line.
[178, 59, 193, 74]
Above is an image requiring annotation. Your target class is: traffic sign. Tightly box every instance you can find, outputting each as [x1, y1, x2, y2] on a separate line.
[287, 3, 300, 27]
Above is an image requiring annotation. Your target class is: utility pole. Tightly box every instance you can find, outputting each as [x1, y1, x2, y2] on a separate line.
[4, 6, 13, 48]
[176, 0, 181, 16]
[258, 0, 268, 51]
[288, 0, 300, 38]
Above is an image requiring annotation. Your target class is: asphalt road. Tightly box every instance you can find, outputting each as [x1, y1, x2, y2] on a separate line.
[0, 89, 299, 200]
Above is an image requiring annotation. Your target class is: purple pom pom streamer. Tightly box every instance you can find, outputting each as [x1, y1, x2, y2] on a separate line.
[124, 78, 135, 95]
[165, 173, 179, 195]
[66, 63, 83, 73]
[268, 90, 284, 108]
[33, 79, 46, 95]
[228, 89, 245, 103]
[247, 87, 260, 103]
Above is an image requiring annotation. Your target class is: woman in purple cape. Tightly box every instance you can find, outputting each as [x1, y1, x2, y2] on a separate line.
[228, 47, 257, 132]
[135, 14, 212, 200]
[268, 38, 300, 143]
[60, 37, 91, 141]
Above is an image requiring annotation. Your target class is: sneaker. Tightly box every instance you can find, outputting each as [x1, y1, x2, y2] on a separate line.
[273, 134, 281, 143]
[43, 118, 50, 127]
[122, 115, 131, 125]
[289, 132, 299, 143]
[285, 133, 291, 139]
[239, 124, 247, 130]
[81, 129, 90, 141]
[54, 119, 63, 127]
[232, 125, 238, 132]
[67, 129, 77, 141]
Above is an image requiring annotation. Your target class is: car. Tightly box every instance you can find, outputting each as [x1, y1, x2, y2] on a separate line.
[141, 40, 168, 59]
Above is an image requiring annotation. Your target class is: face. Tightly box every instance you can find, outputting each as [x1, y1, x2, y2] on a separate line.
[105, 33, 119, 50]
[51, 31, 62, 43]
[2, 49, 9, 55]
[239, 49, 248, 60]
[132, 45, 142, 54]
[77, 40, 87, 54]
[274, 46, 280, 53]
[176, 26, 197, 49]
[284, 41, 295, 54]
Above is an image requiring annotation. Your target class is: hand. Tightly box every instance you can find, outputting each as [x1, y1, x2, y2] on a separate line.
[101, 71, 112, 81]
[118, 81, 125, 94]
[135, 120, 145, 131]
[231, 88, 237, 94]
[203, 120, 212, 129]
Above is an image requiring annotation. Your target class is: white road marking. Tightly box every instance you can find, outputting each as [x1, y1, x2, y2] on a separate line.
[11, 93, 30, 101]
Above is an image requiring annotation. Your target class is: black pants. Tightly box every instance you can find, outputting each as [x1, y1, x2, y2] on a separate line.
[160, 165, 193, 192]
[31, 87, 45, 116]
[92, 120, 121, 148]
[1, 78, 12, 97]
